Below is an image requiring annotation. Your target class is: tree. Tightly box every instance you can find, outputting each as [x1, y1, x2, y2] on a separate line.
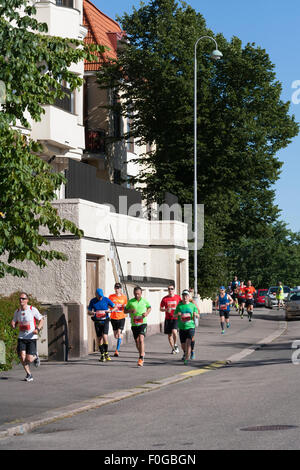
[227, 223, 300, 288]
[97, 0, 299, 294]
[0, 0, 101, 278]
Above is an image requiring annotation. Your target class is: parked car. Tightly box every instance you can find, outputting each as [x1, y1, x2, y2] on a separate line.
[285, 289, 300, 320]
[254, 289, 268, 307]
[265, 286, 291, 309]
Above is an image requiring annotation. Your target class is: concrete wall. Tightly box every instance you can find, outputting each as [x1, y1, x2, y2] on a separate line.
[0, 199, 191, 357]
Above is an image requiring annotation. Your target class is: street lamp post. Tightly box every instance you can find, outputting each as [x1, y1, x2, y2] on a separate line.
[194, 36, 222, 306]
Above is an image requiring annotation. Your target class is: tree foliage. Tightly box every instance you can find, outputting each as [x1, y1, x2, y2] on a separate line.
[98, 0, 299, 295]
[227, 223, 300, 288]
[0, 0, 102, 278]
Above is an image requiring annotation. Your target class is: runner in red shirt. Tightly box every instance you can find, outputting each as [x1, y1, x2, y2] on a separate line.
[244, 280, 256, 322]
[160, 284, 181, 354]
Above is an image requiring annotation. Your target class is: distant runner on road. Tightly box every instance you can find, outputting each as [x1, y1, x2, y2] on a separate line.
[238, 281, 246, 319]
[231, 276, 240, 311]
[160, 284, 181, 355]
[125, 286, 151, 367]
[215, 286, 233, 334]
[244, 281, 256, 322]
[189, 288, 201, 360]
[109, 283, 128, 357]
[88, 288, 116, 362]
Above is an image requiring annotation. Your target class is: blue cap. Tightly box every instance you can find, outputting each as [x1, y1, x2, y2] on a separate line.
[96, 288, 104, 297]
[219, 286, 226, 290]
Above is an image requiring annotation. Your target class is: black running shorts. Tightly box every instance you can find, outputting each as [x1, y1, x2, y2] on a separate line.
[111, 318, 126, 332]
[131, 324, 147, 340]
[17, 339, 37, 356]
[94, 319, 110, 337]
[179, 328, 195, 344]
[164, 319, 178, 335]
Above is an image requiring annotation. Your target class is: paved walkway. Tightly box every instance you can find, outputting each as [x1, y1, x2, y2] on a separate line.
[0, 310, 286, 438]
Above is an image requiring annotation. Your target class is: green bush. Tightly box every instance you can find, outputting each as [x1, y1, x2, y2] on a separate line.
[0, 292, 45, 371]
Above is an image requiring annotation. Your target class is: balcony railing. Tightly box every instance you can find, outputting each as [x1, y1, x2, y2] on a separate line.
[56, 0, 74, 8]
[85, 129, 106, 154]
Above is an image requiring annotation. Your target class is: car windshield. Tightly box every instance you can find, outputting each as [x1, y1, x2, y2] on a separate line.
[290, 292, 300, 301]
[269, 286, 290, 294]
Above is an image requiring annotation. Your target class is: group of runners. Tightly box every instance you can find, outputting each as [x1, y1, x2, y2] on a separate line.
[11, 277, 257, 382]
[215, 277, 256, 334]
[87, 283, 200, 368]
[11, 283, 201, 381]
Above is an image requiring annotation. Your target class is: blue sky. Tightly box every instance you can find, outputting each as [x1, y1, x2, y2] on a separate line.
[93, 0, 300, 233]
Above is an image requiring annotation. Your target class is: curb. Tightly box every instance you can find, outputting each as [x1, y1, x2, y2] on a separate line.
[0, 321, 287, 440]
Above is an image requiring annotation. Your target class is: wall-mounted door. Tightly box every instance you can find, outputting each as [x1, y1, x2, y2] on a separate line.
[86, 258, 99, 353]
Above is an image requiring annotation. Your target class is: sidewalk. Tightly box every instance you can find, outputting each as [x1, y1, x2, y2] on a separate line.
[0, 310, 286, 438]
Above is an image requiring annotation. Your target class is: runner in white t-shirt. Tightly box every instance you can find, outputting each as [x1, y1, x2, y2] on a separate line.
[11, 292, 44, 382]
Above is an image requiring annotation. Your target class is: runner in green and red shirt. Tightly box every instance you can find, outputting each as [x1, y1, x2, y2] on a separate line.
[174, 290, 199, 365]
[125, 286, 151, 367]
[160, 284, 181, 355]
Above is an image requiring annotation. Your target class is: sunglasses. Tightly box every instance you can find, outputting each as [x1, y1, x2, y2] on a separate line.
[168, 287, 174, 290]
[19, 297, 28, 300]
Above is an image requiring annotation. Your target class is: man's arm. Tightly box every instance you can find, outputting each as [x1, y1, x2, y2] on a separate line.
[125, 301, 136, 314]
[34, 317, 44, 335]
[142, 306, 151, 318]
[11, 310, 17, 329]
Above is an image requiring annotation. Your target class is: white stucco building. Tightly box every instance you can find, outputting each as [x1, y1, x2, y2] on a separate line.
[0, 0, 200, 357]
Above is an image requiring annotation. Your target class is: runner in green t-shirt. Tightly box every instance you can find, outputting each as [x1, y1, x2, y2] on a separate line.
[125, 286, 151, 367]
[174, 290, 199, 365]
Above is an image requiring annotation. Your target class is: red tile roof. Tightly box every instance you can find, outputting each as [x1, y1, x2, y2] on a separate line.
[83, 0, 124, 71]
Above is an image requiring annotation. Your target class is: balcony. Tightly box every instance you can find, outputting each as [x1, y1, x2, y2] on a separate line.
[31, 105, 84, 152]
[84, 129, 106, 154]
[35, 0, 81, 39]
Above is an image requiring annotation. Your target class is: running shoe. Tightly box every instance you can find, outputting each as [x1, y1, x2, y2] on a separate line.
[114, 350, 119, 357]
[99, 354, 106, 362]
[226, 322, 231, 328]
[184, 359, 189, 365]
[181, 354, 186, 361]
[172, 348, 177, 355]
[174, 345, 180, 354]
[24, 374, 33, 382]
[137, 358, 144, 367]
[105, 353, 112, 361]
[34, 355, 40, 368]
[191, 351, 195, 360]
[221, 330, 225, 334]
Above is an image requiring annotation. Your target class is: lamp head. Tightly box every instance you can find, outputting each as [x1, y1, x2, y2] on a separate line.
[210, 49, 223, 61]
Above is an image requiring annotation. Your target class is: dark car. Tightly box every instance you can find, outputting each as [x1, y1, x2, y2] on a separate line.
[254, 289, 268, 307]
[285, 289, 300, 320]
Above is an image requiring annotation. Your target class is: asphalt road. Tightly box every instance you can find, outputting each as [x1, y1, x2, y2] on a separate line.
[1, 308, 300, 451]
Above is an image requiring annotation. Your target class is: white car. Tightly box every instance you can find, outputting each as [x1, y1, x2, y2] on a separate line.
[285, 290, 300, 320]
[265, 286, 290, 309]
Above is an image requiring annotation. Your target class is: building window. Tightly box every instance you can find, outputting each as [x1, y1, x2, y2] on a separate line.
[56, 0, 74, 8]
[114, 169, 122, 185]
[54, 80, 75, 114]
[127, 117, 134, 153]
[112, 92, 121, 138]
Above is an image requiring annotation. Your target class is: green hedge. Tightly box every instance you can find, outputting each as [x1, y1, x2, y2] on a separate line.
[0, 292, 44, 371]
